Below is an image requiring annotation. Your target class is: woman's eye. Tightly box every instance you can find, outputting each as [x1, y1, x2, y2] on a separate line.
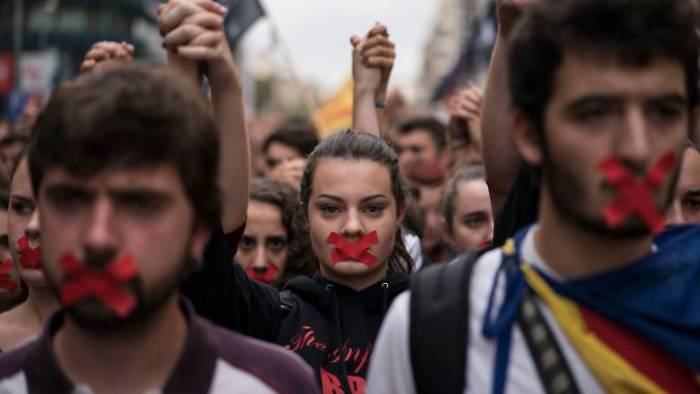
[239, 236, 256, 250]
[462, 216, 486, 228]
[267, 237, 287, 252]
[320, 204, 341, 215]
[363, 204, 386, 215]
[10, 201, 33, 216]
[682, 197, 700, 212]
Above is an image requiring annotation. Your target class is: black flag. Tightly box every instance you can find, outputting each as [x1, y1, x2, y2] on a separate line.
[217, 0, 266, 48]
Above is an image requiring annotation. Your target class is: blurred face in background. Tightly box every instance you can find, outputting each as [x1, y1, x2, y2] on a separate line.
[446, 179, 493, 253]
[236, 200, 288, 285]
[666, 147, 700, 225]
[397, 129, 440, 174]
[417, 184, 446, 253]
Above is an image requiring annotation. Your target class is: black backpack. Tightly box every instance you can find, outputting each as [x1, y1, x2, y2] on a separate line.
[409, 253, 478, 394]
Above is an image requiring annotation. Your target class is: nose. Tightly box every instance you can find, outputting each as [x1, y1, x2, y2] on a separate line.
[252, 244, 268, 271]
[616, 106, 652, 170]
[341, 208, 365, 239]
[665, 199, 686, 226]
[25, 209, 40, 244]
[85, 197, 117, 251]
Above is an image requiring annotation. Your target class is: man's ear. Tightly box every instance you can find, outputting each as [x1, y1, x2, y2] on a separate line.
[189, 223, 213, 261]
[513, 110, 543, 166]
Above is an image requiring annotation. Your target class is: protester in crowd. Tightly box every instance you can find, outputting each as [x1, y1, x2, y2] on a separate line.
[0, 63, 317, 393]
[0, 188, 24, 314]
[351, 30, 424, 272]
[368, 1, 700, 393]
[115, 7, 402, 392]
[417, 183, 455, 265]
[163, 23, 406, 393]
[262, 121, 319, 190]
[395, 116, 451, 184]
[77, 0, 265, 336]
[236, 177, 314, 287]
[0, 152, 58, 351]
[666, 142, 700, 225]
[441, 165, 493, 255]
[447, 83, 485, 167]
[391, 116, 453, 266]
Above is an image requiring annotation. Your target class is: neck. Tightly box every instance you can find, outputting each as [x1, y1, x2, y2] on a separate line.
[535, 191, 653, 280]
[26, 285, 60, 324]
[320, 265, 389, 291]
[53, 295, 187, 394]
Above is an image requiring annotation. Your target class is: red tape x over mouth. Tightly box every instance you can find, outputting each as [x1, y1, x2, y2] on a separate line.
[60, 253, 138, 318]
[326, 231, 379, 267]
[17, 236, 41, 270]
[0, 260, 17, 292]
[599, 151, 677, 235]
[245, 264, 280, 285]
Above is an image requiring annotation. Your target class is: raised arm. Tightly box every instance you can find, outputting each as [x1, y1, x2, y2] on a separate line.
[481, 0, 536, 216]
[351, 23, 395, 137]
[158, 0, 249, 234]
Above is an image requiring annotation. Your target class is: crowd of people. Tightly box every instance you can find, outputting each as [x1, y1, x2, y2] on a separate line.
[0, 0, 697, 392]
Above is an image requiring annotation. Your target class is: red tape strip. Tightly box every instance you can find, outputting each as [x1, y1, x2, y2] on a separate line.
[599, 152, 677, 235]
[17, 236, 41, 270]
[478, 240, 491, 250]
[0, 260, 17, 292]
[245, 264, 280, 285]
[326, 231, 379, 267]
[59, 253, 138, 318]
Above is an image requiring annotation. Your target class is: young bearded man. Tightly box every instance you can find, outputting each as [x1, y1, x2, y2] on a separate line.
[367, 0, 700, 393]
[0, 67, 317, 394]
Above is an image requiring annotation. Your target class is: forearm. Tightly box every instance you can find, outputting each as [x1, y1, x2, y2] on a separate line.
[209, 61, 250, 233]
[481, 35, 521, 215]
[167, 51, 199, 86]
[353, 87, 381, 137]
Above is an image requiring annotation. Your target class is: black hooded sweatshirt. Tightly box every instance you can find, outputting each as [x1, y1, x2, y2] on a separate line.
[182, 226, 410, 394]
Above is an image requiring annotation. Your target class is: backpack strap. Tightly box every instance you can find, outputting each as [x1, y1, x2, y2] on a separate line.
[410, 253, 479, 394]
[516, 290, 581, 394]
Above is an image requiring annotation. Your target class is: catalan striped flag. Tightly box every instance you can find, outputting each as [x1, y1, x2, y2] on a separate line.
[313, 78, 353, 138]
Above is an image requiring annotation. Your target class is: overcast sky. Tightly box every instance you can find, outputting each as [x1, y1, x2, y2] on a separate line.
[241, 0, 439, 98]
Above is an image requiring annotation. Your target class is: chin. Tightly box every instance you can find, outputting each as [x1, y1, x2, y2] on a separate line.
[573, 212, 652, 239]
[327, 261, 376, 275]
[20, 269, 47, 287]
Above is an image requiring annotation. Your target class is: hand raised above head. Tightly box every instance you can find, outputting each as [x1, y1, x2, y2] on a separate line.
[447, 84, 484, 121]
[80, 41, 134, 73]
[351, 23, 395, 96]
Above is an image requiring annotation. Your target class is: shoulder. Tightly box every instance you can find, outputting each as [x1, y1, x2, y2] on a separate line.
[0, 337, 36, 381]
[201, 317, 317, 393]
[0, 309, 39, 354]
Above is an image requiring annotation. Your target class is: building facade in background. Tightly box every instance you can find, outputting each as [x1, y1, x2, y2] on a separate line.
[0, 0, 161, 108]
[418, 0, 495, 105]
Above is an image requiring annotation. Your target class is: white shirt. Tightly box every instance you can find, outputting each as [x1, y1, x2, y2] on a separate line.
[366, 225, 603, 394]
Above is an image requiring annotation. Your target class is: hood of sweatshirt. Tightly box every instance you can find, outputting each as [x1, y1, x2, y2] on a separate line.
[276, 272, 409, 393]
